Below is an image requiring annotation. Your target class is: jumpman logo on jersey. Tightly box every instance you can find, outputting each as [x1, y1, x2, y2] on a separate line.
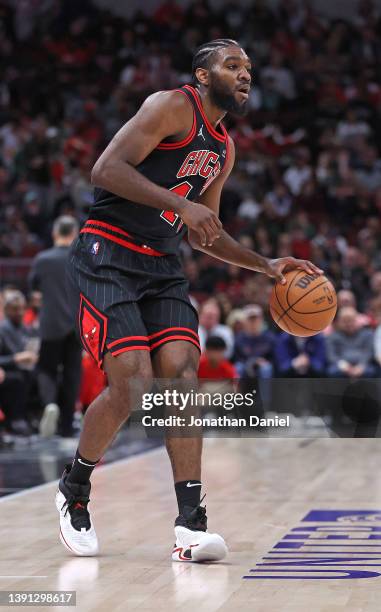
[198, 125, 206, 141]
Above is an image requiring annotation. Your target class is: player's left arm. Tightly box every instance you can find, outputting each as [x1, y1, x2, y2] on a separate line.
[188, 136, 323, 284]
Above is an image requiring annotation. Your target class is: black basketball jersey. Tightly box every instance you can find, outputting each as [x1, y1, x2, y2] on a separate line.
[89, 85, 230, 255]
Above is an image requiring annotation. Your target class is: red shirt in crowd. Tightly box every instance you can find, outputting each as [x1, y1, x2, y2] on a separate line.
[198, 355, 237, 380]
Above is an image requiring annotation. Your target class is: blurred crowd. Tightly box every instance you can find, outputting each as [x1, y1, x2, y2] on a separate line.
[1, 0, 381, 437]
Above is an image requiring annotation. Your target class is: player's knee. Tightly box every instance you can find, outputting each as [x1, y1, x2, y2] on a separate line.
[106, 351, 153, 418]
[170, 348, 199, 381]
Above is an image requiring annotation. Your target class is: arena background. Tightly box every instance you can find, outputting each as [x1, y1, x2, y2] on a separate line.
[2, 2, 381, 611]
[1, 0, 381, 456]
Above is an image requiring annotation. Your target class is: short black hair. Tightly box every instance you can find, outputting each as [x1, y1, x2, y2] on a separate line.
[52, 215, 79, 237]
[205, 336, 227, 351]
[192, 39, 241, 85]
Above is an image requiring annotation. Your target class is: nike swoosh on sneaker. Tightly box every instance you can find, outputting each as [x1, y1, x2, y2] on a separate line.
[186, 482, 201, 488]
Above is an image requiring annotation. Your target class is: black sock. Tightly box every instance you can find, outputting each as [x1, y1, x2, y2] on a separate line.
[66, 450, 100, 485]
[175, 480, 202, 514]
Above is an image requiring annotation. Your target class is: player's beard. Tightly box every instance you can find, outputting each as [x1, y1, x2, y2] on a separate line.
[208, 72, 249, 117]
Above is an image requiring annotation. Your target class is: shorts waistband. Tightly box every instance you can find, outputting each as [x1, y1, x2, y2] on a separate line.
[80, 220, 165, 257]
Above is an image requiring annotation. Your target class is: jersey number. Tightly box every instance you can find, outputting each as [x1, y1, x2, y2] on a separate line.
[160, 181, 193, 231]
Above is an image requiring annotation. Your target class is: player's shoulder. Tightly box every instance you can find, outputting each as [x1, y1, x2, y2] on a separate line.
[227, 134, 235, 154]
[219, 134, 235, 174]
[141, 89, 193, 118]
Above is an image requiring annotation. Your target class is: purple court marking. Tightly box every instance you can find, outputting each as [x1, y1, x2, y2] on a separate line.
[243, 509, 381, 580]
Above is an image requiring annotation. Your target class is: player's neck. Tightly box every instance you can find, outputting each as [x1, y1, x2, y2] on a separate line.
[197, 89, 227, 128]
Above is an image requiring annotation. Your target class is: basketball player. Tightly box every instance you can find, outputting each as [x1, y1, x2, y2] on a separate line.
[56, 40, 322, 562]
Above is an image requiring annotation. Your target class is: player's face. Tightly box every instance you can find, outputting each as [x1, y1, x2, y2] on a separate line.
[209, 46, 252, 116]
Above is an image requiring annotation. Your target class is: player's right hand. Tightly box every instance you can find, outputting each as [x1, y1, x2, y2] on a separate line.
[181, 203, 222, 247]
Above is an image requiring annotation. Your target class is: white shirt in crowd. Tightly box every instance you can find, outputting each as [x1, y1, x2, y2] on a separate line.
[283, 165, 312, 196]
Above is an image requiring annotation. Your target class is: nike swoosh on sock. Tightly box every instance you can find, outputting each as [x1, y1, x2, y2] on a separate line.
[78, 458, 97, 467]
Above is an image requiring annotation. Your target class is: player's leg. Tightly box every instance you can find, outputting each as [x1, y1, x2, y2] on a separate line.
[56, 349, 153, 556]
[58, 234, 153, 556]
[152, 340, 202, 482]
[141, 286, 227, 563]
[152, 340, 227, 562]
[37, 338, 62, 437]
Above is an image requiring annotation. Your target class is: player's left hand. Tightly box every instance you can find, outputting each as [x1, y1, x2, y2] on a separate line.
[266, 257, 324, 285]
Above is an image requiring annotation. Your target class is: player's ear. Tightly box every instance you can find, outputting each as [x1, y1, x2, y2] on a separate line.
[195, 67, 209, 86]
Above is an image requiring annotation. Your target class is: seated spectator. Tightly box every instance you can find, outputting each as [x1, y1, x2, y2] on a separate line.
[198, 299, 234, 359]
[263, 182, 293, 221]
[261, 51, 296, 100]
[283, 147, 312, 196]
[0, 291, 39, 435]
[355, 145, 381, 194]
[324, 289, 370, 334]
[373, 315, 381, 369]
[336, 108, 371, 146]
[274, 332, 326, 377]
[226, 308, 246, 335]
[23, 290, 42, 331]
[237, 193, 262, 221]
[233, 304, 275, 380]
[326, 306, 377, 378]
[198, 336, 237, 380]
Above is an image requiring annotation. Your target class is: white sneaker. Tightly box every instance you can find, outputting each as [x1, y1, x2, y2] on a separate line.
[55, 466, 99, 557]
[172, 503, 227, 562]
[40, 403, 60, 438]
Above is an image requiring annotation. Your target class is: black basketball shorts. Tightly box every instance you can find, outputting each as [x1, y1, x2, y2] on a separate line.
[66, 221, 200, 369]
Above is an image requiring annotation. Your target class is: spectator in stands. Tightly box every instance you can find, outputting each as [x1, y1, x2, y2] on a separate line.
[326, 306, 377, 378]
[283, 148, 312, 197]
[324, 289, 370, 334]
[29, 216, 81, 438]
[355, 145, 381, 194]
[198, 336, 237, 380]
[198, 299, 234, 359]
[0, 290, 39, 435]
[17, 116, 53, 211]
[373, 308, 381, 370]
[263, 182, 293, 221]
[23, 290, 41, 331]
[274, 332, 326, 377]
[233, 304, 275, 379]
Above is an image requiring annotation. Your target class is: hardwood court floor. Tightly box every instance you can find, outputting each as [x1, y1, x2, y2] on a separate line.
[1, 438, 381, 611]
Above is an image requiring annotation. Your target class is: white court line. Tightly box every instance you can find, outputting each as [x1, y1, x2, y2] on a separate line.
[0, 445, 164, 505]
[0, 576, 48, 579]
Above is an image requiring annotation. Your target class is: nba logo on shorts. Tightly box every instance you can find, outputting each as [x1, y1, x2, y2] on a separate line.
[91, 241, 100, 255]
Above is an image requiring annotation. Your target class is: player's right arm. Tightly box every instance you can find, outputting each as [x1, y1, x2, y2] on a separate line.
[91, 91, 221, 247]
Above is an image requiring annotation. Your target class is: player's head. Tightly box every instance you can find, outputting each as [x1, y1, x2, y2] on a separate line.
[192, 39, 251, 116]
[52, 215, 79, 245]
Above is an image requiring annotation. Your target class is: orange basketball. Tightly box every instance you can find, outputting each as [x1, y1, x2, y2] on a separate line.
[269, 270, 337, 337]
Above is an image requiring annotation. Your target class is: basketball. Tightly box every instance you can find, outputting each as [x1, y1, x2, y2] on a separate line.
[269, 271, 337, 337]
